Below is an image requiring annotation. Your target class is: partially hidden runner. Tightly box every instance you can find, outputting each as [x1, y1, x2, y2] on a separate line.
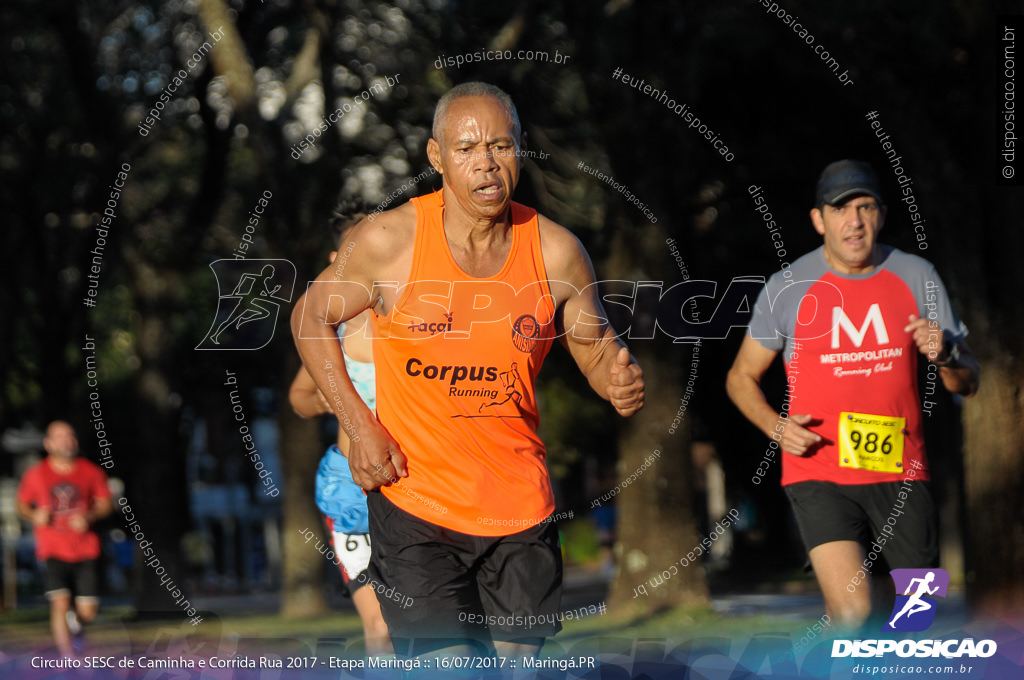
[289, 208, 391, 656]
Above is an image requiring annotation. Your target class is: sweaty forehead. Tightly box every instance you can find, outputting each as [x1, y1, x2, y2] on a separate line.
[442, 96, 515, 141]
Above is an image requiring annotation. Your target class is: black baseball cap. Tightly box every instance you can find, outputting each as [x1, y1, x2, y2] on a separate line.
[815, 160, 883, 206]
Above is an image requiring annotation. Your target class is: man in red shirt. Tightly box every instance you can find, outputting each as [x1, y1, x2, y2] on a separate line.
[727, 160, 979, 631]
[16, 421, 113, 656]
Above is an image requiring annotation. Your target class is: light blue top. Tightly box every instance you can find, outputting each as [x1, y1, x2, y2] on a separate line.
[314, 322, 376, 533]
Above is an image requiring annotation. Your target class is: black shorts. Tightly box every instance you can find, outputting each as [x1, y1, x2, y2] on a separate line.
[366, 490, 563, 655]
[45, 559, 99, 601]
[785, 480, 938, 573]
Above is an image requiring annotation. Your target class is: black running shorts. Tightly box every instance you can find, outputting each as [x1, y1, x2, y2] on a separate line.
[44, 558, 99, 601]
[366, 490, 563, 655]
[785, 480, 938, 572]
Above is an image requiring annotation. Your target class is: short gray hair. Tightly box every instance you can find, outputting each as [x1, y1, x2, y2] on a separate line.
[432, 82, 522, 143]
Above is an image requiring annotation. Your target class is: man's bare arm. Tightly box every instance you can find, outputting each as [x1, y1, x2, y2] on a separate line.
[726, 335, 822, 455]
[288, 365, 332, 418]
[290, 236, 375, 440]
[290, 214, 409, 489]
[86, 497, 113, 524]
[937, 340, 979, 396]
[15, 499, 48, 526]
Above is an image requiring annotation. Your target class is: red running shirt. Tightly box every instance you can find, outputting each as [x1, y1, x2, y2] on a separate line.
[747, 246, 968, 486]
[17, 457, 111, 561]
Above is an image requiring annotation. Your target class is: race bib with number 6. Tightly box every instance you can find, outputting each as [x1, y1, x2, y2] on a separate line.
[838, 412, 906, 473]
[331, 530, 372, 581]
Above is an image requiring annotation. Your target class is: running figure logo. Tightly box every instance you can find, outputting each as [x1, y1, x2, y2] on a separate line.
[883, 568, 950, 632]
[197, 259, 296, 350]
[476, 363, 525, 416]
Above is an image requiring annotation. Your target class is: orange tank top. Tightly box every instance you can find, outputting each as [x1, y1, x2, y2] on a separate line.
[371, 189, 556, 535]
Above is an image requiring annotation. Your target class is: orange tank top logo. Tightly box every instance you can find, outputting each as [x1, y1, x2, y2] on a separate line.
[512, 314, 541, 353]
[405, 312, 453, 335]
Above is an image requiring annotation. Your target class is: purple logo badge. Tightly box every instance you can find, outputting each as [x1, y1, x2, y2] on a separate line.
[883, 568, 949, 632]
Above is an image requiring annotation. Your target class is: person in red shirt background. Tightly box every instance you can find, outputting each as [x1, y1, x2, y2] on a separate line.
[16, 421, 113, 656]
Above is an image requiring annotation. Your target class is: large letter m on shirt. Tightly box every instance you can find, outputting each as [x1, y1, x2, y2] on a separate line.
[831, 303, 889, 349]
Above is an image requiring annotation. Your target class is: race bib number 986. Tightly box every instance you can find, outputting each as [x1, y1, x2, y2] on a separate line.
[838, 412, 906, 473]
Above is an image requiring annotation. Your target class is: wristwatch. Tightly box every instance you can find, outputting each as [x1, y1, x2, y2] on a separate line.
[934, 340, 960, 367]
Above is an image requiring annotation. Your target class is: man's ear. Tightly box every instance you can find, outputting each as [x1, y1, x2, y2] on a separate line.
[878, 204, 887, 233]
[427, 137, 443, 175]
[328, 250, 338, 264]
[810, 207, 825, 236]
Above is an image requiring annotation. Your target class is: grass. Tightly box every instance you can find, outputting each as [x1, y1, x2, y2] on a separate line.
[0, 600, 826, 661]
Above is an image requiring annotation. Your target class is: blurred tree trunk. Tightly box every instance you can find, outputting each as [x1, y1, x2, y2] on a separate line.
[266, 0, 336, 619]
[603, 229, 710, 613]
[582, 1, 712, 611]
[958, 176, 1024, 615]
[278, 353, 329, 619]
[943, 2, 1024, 617]
[962, 360, 1024, 615]
[128, 307, 189, 612]
[609, 344, 711, 612]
